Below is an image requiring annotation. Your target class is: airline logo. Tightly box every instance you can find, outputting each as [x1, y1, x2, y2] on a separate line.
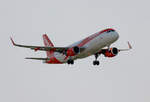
[43, 34, 54, 47]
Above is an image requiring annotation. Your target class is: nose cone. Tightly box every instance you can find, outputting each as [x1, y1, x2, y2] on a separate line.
[115, 32, 119, 40]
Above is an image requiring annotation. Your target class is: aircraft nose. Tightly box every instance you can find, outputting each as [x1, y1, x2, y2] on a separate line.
[115, 32, 119, 40]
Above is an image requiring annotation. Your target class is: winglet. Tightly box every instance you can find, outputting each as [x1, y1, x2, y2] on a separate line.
[127, 41, 132, 49]
[10, 37, 16, 45]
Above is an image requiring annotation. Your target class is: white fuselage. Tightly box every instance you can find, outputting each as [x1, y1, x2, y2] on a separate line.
[53, 30, 119, 63]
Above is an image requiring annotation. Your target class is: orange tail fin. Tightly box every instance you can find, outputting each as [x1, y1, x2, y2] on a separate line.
[43, 34, 54, 57]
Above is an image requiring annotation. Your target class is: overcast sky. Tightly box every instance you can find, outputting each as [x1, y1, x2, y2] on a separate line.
[0, 0, 150, 102]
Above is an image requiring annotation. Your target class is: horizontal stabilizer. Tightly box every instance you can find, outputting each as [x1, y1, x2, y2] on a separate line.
[25, 57, 49, 60]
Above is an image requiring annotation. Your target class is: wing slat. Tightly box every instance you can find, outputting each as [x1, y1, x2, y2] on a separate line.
[25, 57, 49, 60]
[10, 37, 85, 52]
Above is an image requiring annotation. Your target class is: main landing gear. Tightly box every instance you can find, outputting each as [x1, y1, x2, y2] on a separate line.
[93, 53, 100, 66]
[67, 59, 74, 65]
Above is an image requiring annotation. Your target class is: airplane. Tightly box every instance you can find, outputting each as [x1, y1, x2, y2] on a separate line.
[10, 28, 132, 65]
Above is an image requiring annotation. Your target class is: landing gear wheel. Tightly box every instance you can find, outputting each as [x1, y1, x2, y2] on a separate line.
[93, 61, 96, 65]
[93, 60, 100, 66]
[93, 53, 100, 66]
[67, 60, 70, 64]
[70, 60, 74, 64]
[96, 61, 99, 65]
[67, 59, 74, 65]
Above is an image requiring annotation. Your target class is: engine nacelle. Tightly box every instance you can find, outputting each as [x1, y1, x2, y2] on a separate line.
[66, 46, 80, 56]
[103, 47, 119, 57]
[73, 46, 80, 54]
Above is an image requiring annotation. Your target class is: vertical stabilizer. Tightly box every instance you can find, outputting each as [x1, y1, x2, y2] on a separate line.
[43, 34, 54, 57]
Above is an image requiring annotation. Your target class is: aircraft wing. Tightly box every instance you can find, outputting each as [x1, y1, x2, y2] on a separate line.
[118, 41, 132, 51]
[25, 57, 49, 60]
[10, 37, 85, 52]
[100, 41, 132, 52]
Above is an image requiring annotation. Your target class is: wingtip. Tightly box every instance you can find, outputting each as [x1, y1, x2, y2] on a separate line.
[127, 41, 132, 49]
[25, 57, 29, 59]
[10, 37, 15, 45]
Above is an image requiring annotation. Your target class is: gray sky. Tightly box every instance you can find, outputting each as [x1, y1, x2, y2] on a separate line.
[0, 0, 150, 102]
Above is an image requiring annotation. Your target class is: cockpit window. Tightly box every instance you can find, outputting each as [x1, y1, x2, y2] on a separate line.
[106, 30, 115, 33]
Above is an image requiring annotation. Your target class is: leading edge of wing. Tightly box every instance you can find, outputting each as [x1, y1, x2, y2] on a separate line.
[25, 57, 49, 60]
[10, 37, 85, 52]
[10, 37, 67, 51]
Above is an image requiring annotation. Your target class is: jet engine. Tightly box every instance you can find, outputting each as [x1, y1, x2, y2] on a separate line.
[103, 47, 119, 57]
[66, 46, 80, 56]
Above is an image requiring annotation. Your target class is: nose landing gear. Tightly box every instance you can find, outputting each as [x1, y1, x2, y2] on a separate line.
[93, 53, 100, 66]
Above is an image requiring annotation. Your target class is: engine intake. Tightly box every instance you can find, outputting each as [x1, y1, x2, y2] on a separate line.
[103, 47, 119, 57]
[66, 46, 80, 56]
[111, 47, 118, 55]
[73, 46, 80, 54]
